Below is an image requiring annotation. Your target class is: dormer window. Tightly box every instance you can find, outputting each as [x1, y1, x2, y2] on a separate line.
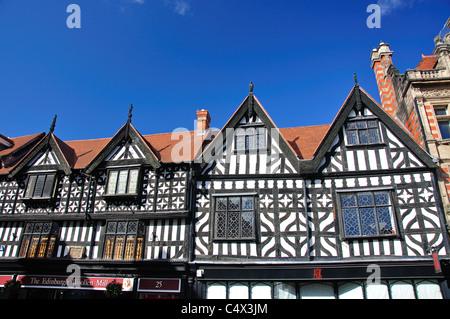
[235, 127, 266, 151]
[24, 173, 57, 199]
[105, 168, 140, 196]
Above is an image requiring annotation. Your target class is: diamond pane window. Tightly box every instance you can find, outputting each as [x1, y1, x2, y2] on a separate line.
[340, 191, 396, 238]
[103, 220, 143, 260]
[18, 222, 58, 258]
[346, 120, 382, 145]
[214, 195, 256, 240]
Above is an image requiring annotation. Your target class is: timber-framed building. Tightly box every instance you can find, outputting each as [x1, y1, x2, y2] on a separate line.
[0, 81, 449, 299]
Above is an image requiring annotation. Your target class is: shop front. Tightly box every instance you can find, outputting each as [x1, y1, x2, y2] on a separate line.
[195, 259, 450, 299]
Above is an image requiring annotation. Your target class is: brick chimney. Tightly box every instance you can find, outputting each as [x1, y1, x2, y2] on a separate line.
[196, 109, 211, 135]
[370, 42, 399, 117]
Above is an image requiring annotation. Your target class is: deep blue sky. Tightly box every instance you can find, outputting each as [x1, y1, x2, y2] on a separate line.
[1, 0, 450, 141]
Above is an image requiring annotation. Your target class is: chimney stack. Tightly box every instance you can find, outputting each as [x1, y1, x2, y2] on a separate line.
[196, 109, 211, 135]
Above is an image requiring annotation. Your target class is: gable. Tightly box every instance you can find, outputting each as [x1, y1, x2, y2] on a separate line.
[85, 123, 160, 174]
[309, 85, 436, 174]
[8, 133, 72, 177]
[200, 93, 300, 175]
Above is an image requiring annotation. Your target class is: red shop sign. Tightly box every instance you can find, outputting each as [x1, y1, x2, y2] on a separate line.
[16, 275, 134, 291]
[137, 278, 181, 293]
[0, 275, 13, 287]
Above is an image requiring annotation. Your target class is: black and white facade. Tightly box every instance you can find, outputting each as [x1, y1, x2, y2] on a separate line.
[0, 83, 449, 299]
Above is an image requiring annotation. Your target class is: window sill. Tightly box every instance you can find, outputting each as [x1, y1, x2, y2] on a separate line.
[344, 142, 386, 149]
[342, 233, 399, 241]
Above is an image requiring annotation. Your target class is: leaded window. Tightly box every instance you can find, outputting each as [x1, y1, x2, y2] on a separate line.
[105, 168, 140, 196]
[339, 190, 397, 238]
[214, 196, 255, 240]
[235, 127, 266, 151]
[103, 220, 144, 260]
[24, 173, 57, 199]
[346, 120, 381, 145]
[18, 222, 58, 258]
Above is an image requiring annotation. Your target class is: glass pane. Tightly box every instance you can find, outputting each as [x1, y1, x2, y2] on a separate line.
[251, 283, 272, 299]
[369, 128, 380, 143]
[216, 198, 227, 211]
[300, 283, 335, 299]
[257, 128, 266, 148]
[117, 170, 128, 194]
[135, 237, 143, 260]
[117, 221, 127, 233]
[215, 212, 227, 239]
[346, 122, 357, 129]
[18, 236, 31, 258]
[235, 136, 245, 150]
[42, 222, 52, 234]
[358, 129, 369, 144]
[42, 175, 55, 198]
[374, 192, 390, 206]
[357, 192, 374, 207]
[46, 237, 56, 258]
[357, 121, 367, 129]
[227, 212, 240, 239]
[228, 197, 240, 210]
[207, 283, 227, 299]
[27, 236, 40, 258]
[241, 211, 254, 238]
[438, 121, 450, 139]
[435, 107, 447, 116]
[367, 120, 378, 128]
[274, 283, 296, 299]
[242, 197, 253, 210]
[113, 237, 125, 260]
[341, 194, 356, 208]
[343, 208, 360, 237]
[25, 175, 37, 198]
[103, 236, 115, 259]
[391, 281, 415, 299]
[124, 236, 136, 260]
[37, 237, 48, 258]
[366, 282, 389, 299]
[107, 221, 117, 234]
[33, 175, 46, 197]
[33, 222, 43, 233]
[338, 282, 364, 299]
[229, 283, 249, 299]
[360, 207, 378, 236]
[127, 169, 139, 194]
[347, 130, 358, 145]
[127, 221, 138, 234]
[235, 128, 245, 136]
[106, 171, 119, 195]
[416, 280, 443, 299]
[245, 135, 254, 150]
[377, 207, 395, 234]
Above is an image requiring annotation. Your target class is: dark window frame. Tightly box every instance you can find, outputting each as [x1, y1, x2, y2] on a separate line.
[23, 172, 57, 200]
[18, 222, 58, 258]
[102, 220, 144, 260]
[213, 194, 257, 241]
[337, 188, 399, 240]
[345, 118, 383, 146]
[234, 126, 267, 152]
[103, 167, 141, 198]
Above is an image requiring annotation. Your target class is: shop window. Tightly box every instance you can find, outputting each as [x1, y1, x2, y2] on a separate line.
[207, 283, 227, 299]
[300, 283, 335, 299]
[251, 283, 272, 299]
[229, 283, 249, 299]
[338, 190, 397, 238]
[416, 280, 443, 299]
[24, 173, 57, 199]
[104, 168, 140, 196]
[213, 196, 256, 240]
[346, 119, 382, 145]
[235, 127, 266, 151]
[338, 282, 364, 299]
[390, 280, 415, 299]
[103, 220, 144, 260]
[366, 281, 389, 299]
[273, 282, 296, 299]
[18, 222, 58, 258]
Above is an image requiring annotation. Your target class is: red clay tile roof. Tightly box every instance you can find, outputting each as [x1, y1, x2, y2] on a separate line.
[279, 125, 331, 160]
[415, 54, 438, 70]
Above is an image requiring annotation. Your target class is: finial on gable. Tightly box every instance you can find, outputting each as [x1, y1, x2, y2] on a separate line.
[353, 73, 362, 112]
[49, 115, 57, 134]
[128, 104, 133, 124]
[249, 81, 254, 94]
